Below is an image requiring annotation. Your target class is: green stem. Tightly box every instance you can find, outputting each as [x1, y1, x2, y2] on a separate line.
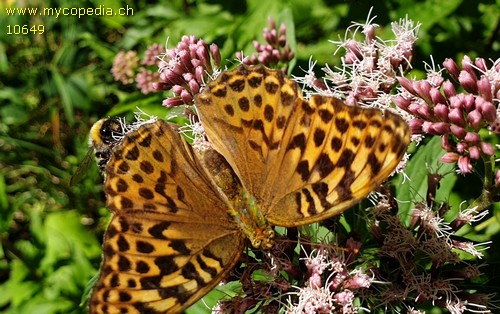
[468, 155, 498, 212]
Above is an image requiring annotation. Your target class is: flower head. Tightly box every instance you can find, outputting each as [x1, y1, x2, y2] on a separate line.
[236, 18, 295, 71]
[395, 56, 500, 174]
[111, 50, 139, 84]
[156, 35, 222, 107]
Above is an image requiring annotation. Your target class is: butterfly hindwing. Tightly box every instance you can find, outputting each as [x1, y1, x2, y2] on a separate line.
[89, 120, 245, 314]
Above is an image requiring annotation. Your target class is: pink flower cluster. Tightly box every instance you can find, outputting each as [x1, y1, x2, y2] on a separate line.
[155, 35, 221, 107]
[111, 44, 165, 94]
[370, 188, 491, 313]
[286, 245, 370, 314]
[394, 56, 499, 174]
[296, 15, 420, 108]
[111, 50, 139, 85]
[236, 18, 294, 71]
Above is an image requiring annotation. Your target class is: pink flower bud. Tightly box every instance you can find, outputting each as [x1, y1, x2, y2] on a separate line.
[195, 46, 210, 67]
[481, 142, 494, 155]
[190, 59, 202, 69]
[464, 132, 480, 144]
[408, 103, 421, 116]
[364, 24, 376, 42]
[432, 122, 450, 134]
[449, 95, 462, 109]
[495, 169, 500, 186]
[442, 80, 456, 99]
[467, 110, 483, 129]
[268, 17, 276, 30]
[162, 96, 184, 107]
[179, 50, 194, 72]
[278, 34, 287, 47]
[477, 76, 493, 101]
[180, 89, 193, 103]
[474, 57, 488, 72]
[172, 85, 184, 95]
[165, 71, 186, 86]
[422, 121, 433, 133]
[448, 108, 466, 126]
[461, 55, 475, 74]
[183, 72, 194, 82]
[346, 39, 362, 59]
[443, 58, 460, 80]
[171, 62, 185, 76]
[397, 77, 416, 95]
[428, 74, 444, 87]
[279, 22, 287, 35]
[188, 80, 200, 95]
[476, 98, 496, 122]
[272, 49, 281, 59]
[152, 82, 170, 91]
[458, 70, 478, 94]
[393, 95, 411, 110]
[414, 80, 432, 104]
[441, 152, 459, 163]
[209, 43, 221, 67]
[253, 40, 262, 51]
[430, 87, 446, 104]
[409, 119, 424, 133]
[180, 35, 190, 44]
[450, 125, 466, 138]
[195, 66, 205, 84]
[417, 103, 433, 118]
[345, 52, 359, 64]
[462, 94, 476, 112]
[457, 142, 468, 153]
[469, 146, 481, 159]
[434, 103, 450, 121]
[458, 155, 473, 173]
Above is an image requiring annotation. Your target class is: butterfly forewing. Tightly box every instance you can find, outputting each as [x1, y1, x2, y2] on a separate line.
[196, 65, 410, 227]
[89, 121, 245, 314]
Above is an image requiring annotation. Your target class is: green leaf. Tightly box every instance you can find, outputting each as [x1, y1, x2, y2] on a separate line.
[395, 136, 457, 219]
[40, 211, 101, 273]
[51, 66, 75, 125]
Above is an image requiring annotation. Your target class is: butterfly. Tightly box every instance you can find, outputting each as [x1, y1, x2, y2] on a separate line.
[88, 64, 410, 313]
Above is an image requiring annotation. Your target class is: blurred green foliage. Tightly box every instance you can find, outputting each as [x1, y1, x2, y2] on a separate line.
[0, 0, 498, 313]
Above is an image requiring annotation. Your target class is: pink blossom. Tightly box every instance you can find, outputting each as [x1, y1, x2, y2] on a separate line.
[440, 152, 459, 163]
[458, 156, 473, 173]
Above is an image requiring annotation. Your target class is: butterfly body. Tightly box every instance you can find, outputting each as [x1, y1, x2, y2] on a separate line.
[89, 65, 410, 314]
[199, 148, 275, 249]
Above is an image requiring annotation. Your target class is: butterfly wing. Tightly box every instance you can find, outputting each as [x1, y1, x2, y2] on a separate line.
[196, 65, 410, 227]
[89, 120, 245, 313]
